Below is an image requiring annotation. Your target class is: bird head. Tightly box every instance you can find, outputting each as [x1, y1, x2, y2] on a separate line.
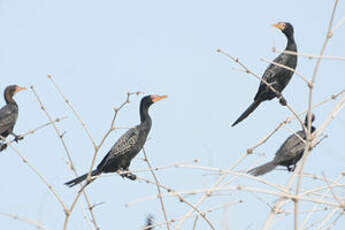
[141, 95, 168, 107]
[4, 85, 26, 101]
[273, 22, 294, 38]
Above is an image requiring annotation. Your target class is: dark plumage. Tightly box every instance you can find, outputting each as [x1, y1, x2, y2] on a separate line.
[144, 215, 154, 230]
[232, 22, 297, 126]
[0, 85, 26, 151]
[65, 95, 167, 187]
[248, 114, 316, 176]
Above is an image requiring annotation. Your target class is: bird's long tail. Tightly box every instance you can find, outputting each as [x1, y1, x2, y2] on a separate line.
[232, 100, 261, 127]
[247, 161, 276, 176]
[64, 169, 100, 187]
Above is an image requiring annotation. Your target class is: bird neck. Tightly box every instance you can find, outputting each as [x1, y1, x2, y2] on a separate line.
[4, 91, 16, 105]
[303, 124, 316, 134]
[140, 104, 152, 124]
[285, 36, 297, 52]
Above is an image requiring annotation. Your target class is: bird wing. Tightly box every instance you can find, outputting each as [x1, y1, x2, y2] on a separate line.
[109, 126, 140, 156]
[0, 105, 17, 136]
[254, 64, 280, 101]
[254, 54, 288, 101]
[274, 131, 306, 163]
[97, 126, 140, 170]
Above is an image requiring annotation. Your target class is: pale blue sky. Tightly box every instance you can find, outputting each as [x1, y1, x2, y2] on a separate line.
[0, 0, 344, 229]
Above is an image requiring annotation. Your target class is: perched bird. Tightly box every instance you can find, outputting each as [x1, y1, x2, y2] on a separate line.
[232, 22, 297, 126]
[65, 95, 167, 187]
[248, 114, 315, 176]
[0, 85, 26, 151]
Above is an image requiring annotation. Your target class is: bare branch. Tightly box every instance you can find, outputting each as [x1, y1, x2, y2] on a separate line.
[272, 49, 345, 62]
[260, 58, 311, 86]
[0, 211, 50, 230]
[142, 148, 170, 230]
[6, 142, 68, 213]
[48, 75, 97, 150]
[30, 85, 100, 230]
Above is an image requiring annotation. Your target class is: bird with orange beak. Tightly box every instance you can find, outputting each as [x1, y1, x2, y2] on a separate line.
[65, 94, 168, 187]
[232, 22, 297, 127]
[0, 85, 26, 151]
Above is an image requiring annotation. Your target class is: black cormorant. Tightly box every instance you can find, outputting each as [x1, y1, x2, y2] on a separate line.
[0, 85, 26, 151]
[248, 114, 315, 176]
[65, 95, 167, 187]
[232, 22, 297, 126]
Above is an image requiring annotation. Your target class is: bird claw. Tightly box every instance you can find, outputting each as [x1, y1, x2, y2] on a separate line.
[291, 165, 297, 172]
[287, 165, 296, 172]
[127, 173, 137, 180]
[14, 135, 23, 143]
[279, 97, 287, 106]
[0, 143, 7, 151]
[121, 172, 137, 181]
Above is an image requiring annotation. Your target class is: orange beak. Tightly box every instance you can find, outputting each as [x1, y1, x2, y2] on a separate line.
[152, 95, 168, 103]
[15, 86, 26, 94]
[272, 23, 285, 31]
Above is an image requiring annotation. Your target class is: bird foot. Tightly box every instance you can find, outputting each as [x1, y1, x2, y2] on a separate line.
[279, 97, 287, 106]
[118, 169, 137, 181]
[0, 143, 7, 152]
[14, 135, 24, 143]
[287, 165, 296, 172]
[291, 165, 297, 172]
[121, 172, 137, 181]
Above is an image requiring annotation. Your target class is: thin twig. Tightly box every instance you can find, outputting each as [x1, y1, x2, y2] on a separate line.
[134, 176, 216, 230]
[6, 142, 68, 213]
[217, 48, 306, 131]
[272, 49, 345, 61]
[142, 148, 170, 230]
[1, 116, 67, 150]
[321, 172, 342, 206]
[248, 89, 344, 153]
[0, 212, 50, 230]
[85, 91, 143, 184]
[192, 216, 199, 230]
[30, 85, 100, 230]
[48, 75, 97, 150]
[260, 58, 311, 86]
[174, 151, 249, 229]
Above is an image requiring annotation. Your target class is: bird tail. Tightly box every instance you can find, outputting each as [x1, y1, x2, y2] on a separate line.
[247, 161, 276, 176]
[64, 169, 100, 187]
[232, 100, 261, 127]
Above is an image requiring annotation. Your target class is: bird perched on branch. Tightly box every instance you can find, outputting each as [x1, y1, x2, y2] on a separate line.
[65, 95, 167, 187]
[232, 22, 297, 127]
[248, 114, 316, 176]
[0, 85, 26, 151]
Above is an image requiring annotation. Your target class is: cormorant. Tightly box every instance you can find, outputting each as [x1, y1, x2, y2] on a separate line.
[65, 95, 167, 187]
[232, 22, 297, 126]
[248, 114, 315, 176]
[0, 85, 26, 151]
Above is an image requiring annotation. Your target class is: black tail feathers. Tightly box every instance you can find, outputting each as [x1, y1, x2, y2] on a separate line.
[64, 169, 100, 187]
[247, 161, 276, 176]
[232, 100, 261, 127]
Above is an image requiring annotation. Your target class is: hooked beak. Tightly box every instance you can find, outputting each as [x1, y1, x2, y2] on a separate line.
[272, 23, 285, 31]
[152, 95, 168, 103]
[15, 86, 26, 94]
